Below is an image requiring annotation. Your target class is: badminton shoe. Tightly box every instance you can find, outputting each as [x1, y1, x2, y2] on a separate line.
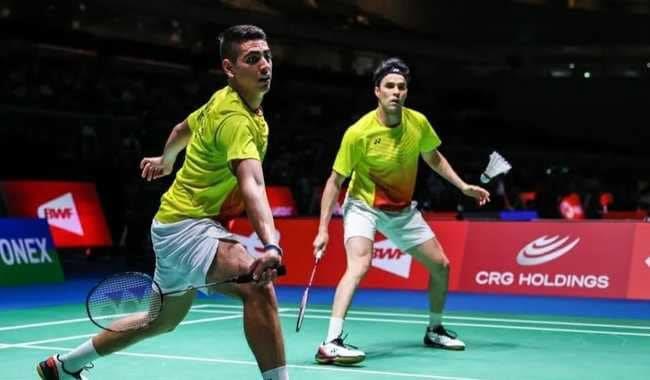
[423, 325, 466, 350]
[36, 355, 91, 380]
[315, 334, 366, 365]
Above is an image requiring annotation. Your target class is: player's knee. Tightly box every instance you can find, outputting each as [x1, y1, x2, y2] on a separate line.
[347, 260, 371, 279]
[226, 243, 248, 258]
[430, 261, 450, 277]
[245, 282, 277, 307]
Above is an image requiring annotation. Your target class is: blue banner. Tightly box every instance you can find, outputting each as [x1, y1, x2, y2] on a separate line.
[0, 218, 64, 285]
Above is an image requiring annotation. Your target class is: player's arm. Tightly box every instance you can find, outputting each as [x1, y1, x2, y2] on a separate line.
[421, 149, 490, 206]
[313, 171, 346, 255]
[140, 119, 191, 181]
[233, 158, 282, 281]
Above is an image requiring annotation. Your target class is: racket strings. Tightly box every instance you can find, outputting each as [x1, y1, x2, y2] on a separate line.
[87, 273, 161, 331]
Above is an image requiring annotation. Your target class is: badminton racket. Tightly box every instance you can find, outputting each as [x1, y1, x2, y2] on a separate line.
[86, 265, 286, 332]
[296, 249, 323, 332]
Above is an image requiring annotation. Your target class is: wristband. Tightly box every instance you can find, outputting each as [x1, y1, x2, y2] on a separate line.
[264, 243, 283, 256]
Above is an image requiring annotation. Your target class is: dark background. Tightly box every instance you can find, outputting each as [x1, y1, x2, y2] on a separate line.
[1, 0, 649, 269]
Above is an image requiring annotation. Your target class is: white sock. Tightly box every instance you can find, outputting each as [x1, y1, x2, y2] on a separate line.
[428, 312, 443, 328]
[325, 317, 344, 343]
[59, 339, 100, 372]
[261, 365, 289, 380]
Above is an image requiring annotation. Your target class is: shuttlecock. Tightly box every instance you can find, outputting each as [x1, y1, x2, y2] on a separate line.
[481, 151, 511, 183]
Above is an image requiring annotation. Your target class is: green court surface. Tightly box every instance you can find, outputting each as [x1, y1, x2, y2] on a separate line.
[1, 301, 649, 380]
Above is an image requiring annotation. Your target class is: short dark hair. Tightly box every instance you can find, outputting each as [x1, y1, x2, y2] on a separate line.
[372, 57, 410, 87]
[218, 25, 267, 61]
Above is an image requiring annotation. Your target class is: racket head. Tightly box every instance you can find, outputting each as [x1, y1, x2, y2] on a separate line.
[86, 272, 163, 332]
[295, 287, 310, 332]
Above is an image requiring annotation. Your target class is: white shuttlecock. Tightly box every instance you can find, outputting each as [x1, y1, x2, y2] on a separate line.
[481, 151, 512, 183]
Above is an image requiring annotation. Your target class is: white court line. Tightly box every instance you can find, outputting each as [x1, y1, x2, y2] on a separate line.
[0, 315, 242, 348]
[0, 306, 230, 332]
[199, 304, 650, 330]
[2, 334, 95, 348]
[179, 315, 241, 326]
[279, 314, 650, 337]
[14, 344, 484, 380]
[0, 314, 130, 332]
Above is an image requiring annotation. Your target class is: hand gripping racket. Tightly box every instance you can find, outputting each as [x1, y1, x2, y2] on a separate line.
[296, 249, 323, 332]
[86, 265, 286, 332]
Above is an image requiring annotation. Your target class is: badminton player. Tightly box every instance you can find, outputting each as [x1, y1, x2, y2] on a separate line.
[37, 25, 289, 380]
[312, 57, 490, 364]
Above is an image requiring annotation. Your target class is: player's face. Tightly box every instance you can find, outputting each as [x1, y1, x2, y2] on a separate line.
[375, 73, 407, 113]
[228, 39, 272, 95]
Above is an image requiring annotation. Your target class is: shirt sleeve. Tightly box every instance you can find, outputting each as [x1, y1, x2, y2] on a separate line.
[186, 100, 210, 133]
[215, 115, 260, 163]
[420, 117, 442, 152]
[333, 128, 363, 177]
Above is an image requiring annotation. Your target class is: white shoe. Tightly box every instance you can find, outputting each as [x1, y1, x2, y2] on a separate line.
[36, 355, 90, 380]
[423, 325, 466, 350]
[315, 334, 366, 365]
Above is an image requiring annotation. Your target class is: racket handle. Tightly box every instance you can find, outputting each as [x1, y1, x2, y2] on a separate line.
[315, 249, 324, 260]
[235, 265, 287, 283]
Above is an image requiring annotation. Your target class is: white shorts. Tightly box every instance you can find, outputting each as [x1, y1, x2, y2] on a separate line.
[151, 218, 234, 295]
[343, 198, 435, 251]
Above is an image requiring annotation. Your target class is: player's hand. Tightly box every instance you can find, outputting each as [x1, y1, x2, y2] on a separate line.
[312, 231, 329, 258]
[140, 156, 173, 181]
[462, 184, 491, 206]
[249, 249, 282, 285]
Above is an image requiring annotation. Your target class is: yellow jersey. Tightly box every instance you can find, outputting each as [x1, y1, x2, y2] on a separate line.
[155, 86, 268, 224]
[333, 107, 441, 211]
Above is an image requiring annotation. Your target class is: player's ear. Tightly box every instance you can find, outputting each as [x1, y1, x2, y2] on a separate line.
[374, 85, 380, 98]
[222, 58, 235, 79]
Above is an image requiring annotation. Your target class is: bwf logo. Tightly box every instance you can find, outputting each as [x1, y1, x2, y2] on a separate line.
[372, 239, 412, 278]
[37, 193, 84, 236]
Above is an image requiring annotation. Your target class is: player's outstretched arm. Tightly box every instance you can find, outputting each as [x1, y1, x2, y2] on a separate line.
[140, 119, 191, 181]
[234, 158, 282, 284]
[313, 171, 346, 257]
[421, 149, 491, 206]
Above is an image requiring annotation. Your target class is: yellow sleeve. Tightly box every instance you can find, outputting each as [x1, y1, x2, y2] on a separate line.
[186, 97, 215, 133]
[215, 115, 260, 162]
[420, 117, 442, 152]
[333, 128, 363, 177]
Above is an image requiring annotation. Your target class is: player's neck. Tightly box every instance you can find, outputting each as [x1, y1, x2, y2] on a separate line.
[376, 106, 401, 128]
[230, 83, 264, 114]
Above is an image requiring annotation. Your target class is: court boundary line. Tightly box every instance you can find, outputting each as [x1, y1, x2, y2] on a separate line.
[196, 304, 650, 330]
[2, 303, 649, 338]
[11, 343, 485, 380]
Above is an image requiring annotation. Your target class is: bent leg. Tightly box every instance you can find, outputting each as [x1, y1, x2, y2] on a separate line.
[207, 240, 286, 373]
[407, 237, 449, 314]
[92, 289, 197, 355]
[331, 237, 373, 319]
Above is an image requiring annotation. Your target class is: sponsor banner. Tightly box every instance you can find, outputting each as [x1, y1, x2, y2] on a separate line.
[266, 186, 297, 217]
[0, 218, 64, 285]
[626, 224, 650, 300]
[460, 222, 636, 298]
[0, 181, 112, 248]
[229, 218, 467, 290]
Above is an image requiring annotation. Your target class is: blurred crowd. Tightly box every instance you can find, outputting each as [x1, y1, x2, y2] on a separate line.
[1, 45, 649, 253]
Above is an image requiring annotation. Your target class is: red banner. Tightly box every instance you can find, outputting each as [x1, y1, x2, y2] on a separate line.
[627, 224, 650, 300]
[223, 218, 650, 299]
[0, 181, 112, 248]
[459, 222, 635, 298]
[230, 218, 468, 290]
[266, 186, 297, 217]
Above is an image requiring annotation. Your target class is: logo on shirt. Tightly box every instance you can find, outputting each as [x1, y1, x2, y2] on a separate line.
[37, 193, 84, 236]
[372, 238, 412, 278]
[374, 138, 382, 145]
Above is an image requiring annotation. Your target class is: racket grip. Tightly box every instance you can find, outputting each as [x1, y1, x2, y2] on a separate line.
[235, 265, 287, 283]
